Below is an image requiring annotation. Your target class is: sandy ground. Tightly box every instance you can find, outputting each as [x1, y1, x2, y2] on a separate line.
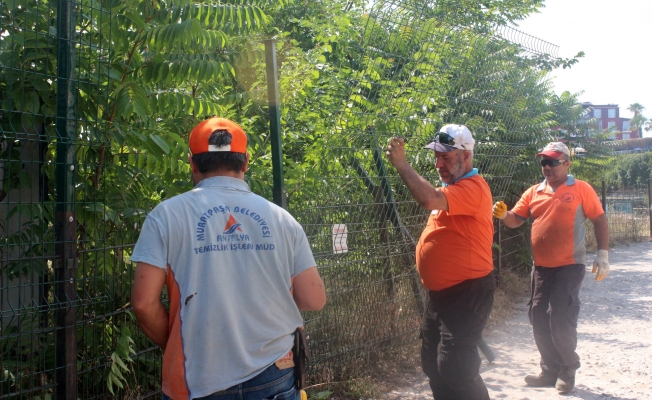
[384, 240, 652, 400]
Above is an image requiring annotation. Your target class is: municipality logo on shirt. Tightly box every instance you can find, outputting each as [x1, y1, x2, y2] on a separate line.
[223, 214, 243, 234]
[193, 207, 276, 255]
[195, 205, 271, 242]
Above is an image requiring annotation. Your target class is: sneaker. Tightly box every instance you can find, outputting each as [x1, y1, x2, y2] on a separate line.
[524, 371, 557, 387]
[556, 367, 576, 393]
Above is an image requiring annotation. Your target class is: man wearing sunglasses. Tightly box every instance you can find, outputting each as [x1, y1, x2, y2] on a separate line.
[492, 141, 610, 394]
[386, 124, 495, 400]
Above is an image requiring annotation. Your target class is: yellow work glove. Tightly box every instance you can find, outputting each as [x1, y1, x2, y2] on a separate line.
[592, 249, 610, 281]
[300, 389, 308, 400]
[492, 201, 507, 219]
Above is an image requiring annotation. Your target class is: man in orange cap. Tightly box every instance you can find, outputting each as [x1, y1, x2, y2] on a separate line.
[131, 117, 326, 400]
[492, 141, 610, 394]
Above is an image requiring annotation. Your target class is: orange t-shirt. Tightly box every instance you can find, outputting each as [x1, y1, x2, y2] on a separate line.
[512, 176, 604, 267]
[416, 174, 494, 291]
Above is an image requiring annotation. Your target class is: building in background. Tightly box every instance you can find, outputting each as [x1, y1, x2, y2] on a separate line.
[579, 102, 639, 140]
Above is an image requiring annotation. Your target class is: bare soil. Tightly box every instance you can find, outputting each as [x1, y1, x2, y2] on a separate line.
[382, 241, 652, 400]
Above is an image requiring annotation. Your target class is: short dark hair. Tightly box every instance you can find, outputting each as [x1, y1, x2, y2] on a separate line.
[191, 130, 247, 173]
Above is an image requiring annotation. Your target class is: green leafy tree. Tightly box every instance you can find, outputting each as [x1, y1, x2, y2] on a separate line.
[419, 0, 546, 28]
[628, 103, 646, 137]
[627, 102, 645, 116]
[1, 0, 282, 396]
[0, 0, 596, 396]
[605, 153, 652, 188]
[630, 114, 648, 137]
[548, 91, 614, 186]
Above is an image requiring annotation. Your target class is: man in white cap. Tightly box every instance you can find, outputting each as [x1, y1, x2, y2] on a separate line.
[386, 124, 495, 399]
[492, 141, 610, 394]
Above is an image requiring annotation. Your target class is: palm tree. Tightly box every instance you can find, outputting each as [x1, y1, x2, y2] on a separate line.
[628, 103, 645, 116]
[627, 103, 646, 137]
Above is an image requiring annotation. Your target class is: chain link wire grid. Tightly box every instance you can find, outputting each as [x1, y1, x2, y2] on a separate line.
[295, 0, 560, 385]
[0, 0, 163, 397]
[588, 185, 651, 246]
[0, 0, 565, 398]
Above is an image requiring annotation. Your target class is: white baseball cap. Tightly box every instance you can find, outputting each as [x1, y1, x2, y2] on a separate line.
[537, 142, 570, 158]
[425, 124, 475, 152]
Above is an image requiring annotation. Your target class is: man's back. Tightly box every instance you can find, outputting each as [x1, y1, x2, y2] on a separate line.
[131, 176, 316, 398]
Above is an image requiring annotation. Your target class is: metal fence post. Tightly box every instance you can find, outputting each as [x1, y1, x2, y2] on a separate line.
[648, 178, 652, 239]
[263, 39, 287, 209]
[497, 220, 502, 283]
[602, 181, 607, 213]
[54, 0, 78, 398]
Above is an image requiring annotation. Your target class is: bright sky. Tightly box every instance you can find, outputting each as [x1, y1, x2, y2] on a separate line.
[515, 0, 652, 137]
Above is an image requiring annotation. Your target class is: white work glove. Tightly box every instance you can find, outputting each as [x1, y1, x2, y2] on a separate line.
[592, 249, 610, 281]
[492, 201, 507, 219]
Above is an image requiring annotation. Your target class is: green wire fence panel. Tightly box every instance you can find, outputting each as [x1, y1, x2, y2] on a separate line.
[599, 185, 651, 244]
[297, 0, 559, 383]
[1, 0, 272, 396]
[0, 0, 566, 397]
[0, 0, 163, 398]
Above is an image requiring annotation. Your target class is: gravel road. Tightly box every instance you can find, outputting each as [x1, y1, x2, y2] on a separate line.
[385, 240, 652, 399]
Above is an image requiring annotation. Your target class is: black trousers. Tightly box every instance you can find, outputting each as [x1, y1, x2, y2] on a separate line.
[529, 264, 585, 374]
[421, 273, 495, 400]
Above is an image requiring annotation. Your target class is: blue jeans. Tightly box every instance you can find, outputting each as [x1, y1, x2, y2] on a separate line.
[162, 364, 297, 400]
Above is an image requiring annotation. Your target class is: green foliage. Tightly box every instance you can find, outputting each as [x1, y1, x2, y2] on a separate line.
[107, 326, 137, 395]
[417, 0, 546, 28]
[264, 0, 575, 214]
[0, 0, 282, 396]
[0, 0, 598, 396]
[308, 390, 333, 399]
[548, 91, 616, 186]
[604, 153, 652, 188]
[630, 113, 648, 132]
[0, 140, 30, 203]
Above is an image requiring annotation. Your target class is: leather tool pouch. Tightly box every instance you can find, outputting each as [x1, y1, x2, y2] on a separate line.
[293, 328, 310, 390]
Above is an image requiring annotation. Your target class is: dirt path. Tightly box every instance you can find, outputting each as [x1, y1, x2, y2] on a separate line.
[384, 240, 652, 399]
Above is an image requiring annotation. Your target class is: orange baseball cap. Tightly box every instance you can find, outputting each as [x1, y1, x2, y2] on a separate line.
[189, 117, 247, 154]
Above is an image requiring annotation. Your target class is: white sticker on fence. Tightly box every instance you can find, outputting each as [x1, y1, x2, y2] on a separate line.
[332, 224, 348, 254]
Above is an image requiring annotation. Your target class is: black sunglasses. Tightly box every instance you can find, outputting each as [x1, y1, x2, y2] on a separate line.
[434, 133, 467, 149]
[540, 159, 566, 168]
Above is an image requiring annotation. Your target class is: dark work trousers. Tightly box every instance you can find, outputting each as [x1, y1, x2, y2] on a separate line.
[421, 272, 495, 400]
[528, 264, 585, 374]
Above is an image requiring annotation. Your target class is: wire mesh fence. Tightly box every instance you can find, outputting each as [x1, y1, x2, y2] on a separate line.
[298, 0, 559, 384]
[585, 181, 652, 247]
[0, 0, 159, 398]
[0, 0, 604, 397]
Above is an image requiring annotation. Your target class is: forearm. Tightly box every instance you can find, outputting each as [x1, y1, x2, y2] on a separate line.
[595, 231, 609, 251]
[393, 161, 446, 210]
[134, 303, 169, 350]
[592, 214, 610, 250]
[294, 292, 326, 312]
[500, 211, 525, 228]
[292, 267, 326, 311]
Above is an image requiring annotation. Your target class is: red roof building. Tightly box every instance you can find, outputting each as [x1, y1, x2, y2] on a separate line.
[580, 102, 639, 140]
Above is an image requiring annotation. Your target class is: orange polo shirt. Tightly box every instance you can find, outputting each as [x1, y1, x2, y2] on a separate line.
[512, 176, 604, 268]
[416, 173, 494, 291]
